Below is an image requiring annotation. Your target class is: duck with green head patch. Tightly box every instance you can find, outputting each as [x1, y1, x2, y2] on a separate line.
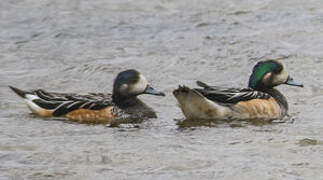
[9, 69, 165, 124]
[173, 60, 303, 121]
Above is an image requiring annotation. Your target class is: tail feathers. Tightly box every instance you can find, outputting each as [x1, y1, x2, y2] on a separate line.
[196, 81, 210, 88]
[9, 86, 31, 98]
[9, 86, 54, 116]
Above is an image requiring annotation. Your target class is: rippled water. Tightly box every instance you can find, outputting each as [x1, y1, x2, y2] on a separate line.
[1, 0, 323, 179]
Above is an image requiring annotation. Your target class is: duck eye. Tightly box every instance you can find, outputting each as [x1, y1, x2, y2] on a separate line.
[122, 78, 138, 85]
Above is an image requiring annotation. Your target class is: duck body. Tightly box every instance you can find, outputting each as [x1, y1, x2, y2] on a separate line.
[173, 60, 303, 121]
[174, 83, 287, 121]
[10, 69, 165, 124]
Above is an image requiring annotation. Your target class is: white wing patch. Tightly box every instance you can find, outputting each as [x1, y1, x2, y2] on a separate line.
[23, 94, 49, 114]
[25, 94, 39, 101]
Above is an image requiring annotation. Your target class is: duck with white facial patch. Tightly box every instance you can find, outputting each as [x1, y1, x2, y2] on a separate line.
[9, 69, 165, 124]
[173, 60, 303, 121]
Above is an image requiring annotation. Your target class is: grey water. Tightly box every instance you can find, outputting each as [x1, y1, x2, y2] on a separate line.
[1, 0, 323, 179]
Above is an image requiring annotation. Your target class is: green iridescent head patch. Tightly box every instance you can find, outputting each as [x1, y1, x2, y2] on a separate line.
[248, 60, 282, 89]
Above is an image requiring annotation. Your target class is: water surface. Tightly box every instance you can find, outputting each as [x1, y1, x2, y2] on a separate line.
[1, 0, 323, 179]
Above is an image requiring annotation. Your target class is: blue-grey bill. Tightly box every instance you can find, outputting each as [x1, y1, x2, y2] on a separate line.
[144, 85, 166, 96]
[286, 76, 304, 87]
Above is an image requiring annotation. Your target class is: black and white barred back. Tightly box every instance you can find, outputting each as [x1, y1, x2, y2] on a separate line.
[195, 81, 271, 104]
[23, 89, 116, 116]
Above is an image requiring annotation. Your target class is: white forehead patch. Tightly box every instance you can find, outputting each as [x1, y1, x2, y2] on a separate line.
[129, 74, 148, 94]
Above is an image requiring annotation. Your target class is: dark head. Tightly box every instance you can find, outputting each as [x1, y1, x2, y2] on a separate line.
[248, 60, 303, 90]
[112, 69, 165, 102]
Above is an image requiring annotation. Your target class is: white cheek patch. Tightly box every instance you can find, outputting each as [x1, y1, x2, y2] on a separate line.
[273, 67, 288, 85]
[119, 84, 128, 95]
[263, 72, 272, 84]
[129, 74, 148, 94]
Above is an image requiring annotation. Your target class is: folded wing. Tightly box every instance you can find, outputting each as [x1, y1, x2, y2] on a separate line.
[195, 81, 271, 104]
[9, 86, 115, 117]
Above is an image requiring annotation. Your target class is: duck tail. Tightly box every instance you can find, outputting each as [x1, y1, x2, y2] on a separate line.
[9, 86, 53, 116]
[173, 85, 228, 120]
[9, 86, 29, 98]
[196, 81, 210, 88]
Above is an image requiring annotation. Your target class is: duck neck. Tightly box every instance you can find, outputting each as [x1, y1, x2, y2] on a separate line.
[112, 94, 138, 107]
[262, 88, 288, 113]
[112, 93, 156, 117]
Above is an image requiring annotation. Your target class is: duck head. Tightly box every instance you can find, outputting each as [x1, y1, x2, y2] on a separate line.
[112, 69, 165, 102]
[248, 60, 303, 90]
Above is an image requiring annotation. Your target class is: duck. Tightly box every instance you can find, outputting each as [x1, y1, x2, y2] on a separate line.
[9, 69, 165, 124]
[173, 60, 303, 121]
